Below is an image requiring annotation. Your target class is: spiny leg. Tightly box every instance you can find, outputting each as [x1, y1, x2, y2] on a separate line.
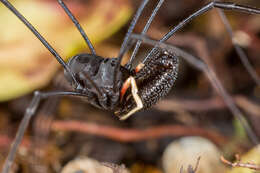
[126, 0, 165, 69]
[0, 0, 78, 86]
[143, 1, 260, 63]
[217, 9, 260, 86]
[57, 0, 96, 55]
[131, 33, 259, 144]
[1, 91, 88, 173]
[119, 76, 143, 120]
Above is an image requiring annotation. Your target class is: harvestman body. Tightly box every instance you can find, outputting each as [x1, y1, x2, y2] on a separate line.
[1, 0, 260, 172]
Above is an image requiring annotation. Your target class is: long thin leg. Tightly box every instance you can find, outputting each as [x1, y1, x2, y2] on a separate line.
[0, 0, 78, 86]
[143, 1, 260, 63]
[57, 0, 96, 55]
[117, 0, 150, 60]
[131, 33, 259, 144]
[32, 76, 68, 173]
[126, 0, 165, 69]
[217, 9, 260, 86]
[31, 97, 58, 173]
[1, 91, 88, 173]
[114, 0, 150, 92]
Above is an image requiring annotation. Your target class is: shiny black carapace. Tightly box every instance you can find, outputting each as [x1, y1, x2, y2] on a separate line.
[2, 0, 260, 172]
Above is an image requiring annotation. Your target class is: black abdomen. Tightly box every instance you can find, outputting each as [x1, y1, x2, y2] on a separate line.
[136, 48, 179, 109]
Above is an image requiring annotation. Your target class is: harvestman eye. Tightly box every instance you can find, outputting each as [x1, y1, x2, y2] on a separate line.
[1, 0, 260, 172]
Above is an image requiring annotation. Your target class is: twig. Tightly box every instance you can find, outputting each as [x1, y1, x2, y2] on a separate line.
[0, 135, 29, 148]
[0, 122, 227, 150]
[52, 120, 227, 146]
[221, 155, 260, 171]
[155, 95, 260, 117]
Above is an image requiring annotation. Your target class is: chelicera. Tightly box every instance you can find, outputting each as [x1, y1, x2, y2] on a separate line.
[1, 0, 260, 172]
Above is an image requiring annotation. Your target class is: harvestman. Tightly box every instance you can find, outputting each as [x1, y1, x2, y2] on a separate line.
[1, 0, 260, 172]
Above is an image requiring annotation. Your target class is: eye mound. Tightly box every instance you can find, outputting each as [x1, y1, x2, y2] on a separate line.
[111, 59, 117, 66]
[104, 58, 109, 63]
[78, 56, 89, 63]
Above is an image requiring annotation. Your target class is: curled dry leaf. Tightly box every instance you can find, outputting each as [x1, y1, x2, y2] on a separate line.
[0, 0, 132, 101]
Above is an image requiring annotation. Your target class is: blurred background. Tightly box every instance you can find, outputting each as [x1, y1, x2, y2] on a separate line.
[0, 0, 260, 172]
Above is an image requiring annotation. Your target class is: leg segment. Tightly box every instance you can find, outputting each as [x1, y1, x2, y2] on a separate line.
[0, 0, 78, 86]
[162, 2, 260, 42]
[1, 91, 88, 173]
[31, 97, 59, 173]
[126, 0, 165, 69]
[57, 0, 96, 55]
[217, 9, 260, 86]
[143, 1, 260, 62]
[114, 0, 150, 93]
[119, 76, 143, 120]
[117, 0, 150, 60]
[131, 33, 259, 144]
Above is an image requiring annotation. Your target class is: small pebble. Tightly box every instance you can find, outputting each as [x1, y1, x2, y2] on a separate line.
[61, 157, 128, 173]
[162, 136, 226, 173]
